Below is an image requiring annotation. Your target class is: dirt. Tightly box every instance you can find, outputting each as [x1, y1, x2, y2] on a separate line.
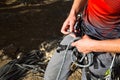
[0, 0, 82, 80]
[0, 0, 72, 52]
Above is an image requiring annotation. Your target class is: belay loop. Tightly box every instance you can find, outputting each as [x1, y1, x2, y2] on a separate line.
[71, 48, 93, 68]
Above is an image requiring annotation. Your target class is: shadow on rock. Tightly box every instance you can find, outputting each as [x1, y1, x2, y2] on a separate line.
[0, 0, 73, 52]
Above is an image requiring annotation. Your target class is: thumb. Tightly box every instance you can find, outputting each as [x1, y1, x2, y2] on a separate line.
[71, 42, 76, 47]
[83, 34, 90, 39]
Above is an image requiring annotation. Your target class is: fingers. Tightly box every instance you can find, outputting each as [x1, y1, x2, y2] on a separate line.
[71, 41, 76, 47]
[61, 23, 75, 34]
[61, 22, 70, 34]
[71, 42, 89, 54]
[71, 35, 90, 46]
[83, 34, 90, 39]
[61, 17, 76, 34]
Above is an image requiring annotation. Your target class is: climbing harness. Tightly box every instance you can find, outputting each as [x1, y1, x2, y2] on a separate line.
[56, 36, 94, 80]
[71, 48, 93, 68]
[56, 14, 94, 80]
[55, 13, 119, 80]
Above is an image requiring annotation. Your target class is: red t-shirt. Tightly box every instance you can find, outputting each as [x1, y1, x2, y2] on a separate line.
[83, 0, 120, 39]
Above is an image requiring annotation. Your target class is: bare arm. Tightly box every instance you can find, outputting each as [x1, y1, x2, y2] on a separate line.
[93, 38, 120, 53]
[61, 0, 88, 34]
[70, 0, 88, 16]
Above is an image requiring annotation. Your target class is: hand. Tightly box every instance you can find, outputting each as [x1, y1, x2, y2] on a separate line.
[61, 14, 77, 34]
[71, 35, 96, 54]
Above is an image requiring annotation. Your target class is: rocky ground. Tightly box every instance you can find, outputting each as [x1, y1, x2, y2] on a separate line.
[0, 39, 82, 80]
[0, 0, 82, 80]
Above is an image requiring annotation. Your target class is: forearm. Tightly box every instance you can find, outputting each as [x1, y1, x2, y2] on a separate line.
[69, 0, 88, 16]
[93, 39, 120, 53]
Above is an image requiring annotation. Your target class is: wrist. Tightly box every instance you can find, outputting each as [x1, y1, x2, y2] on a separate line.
[69, 9, 78, 17]
[90, 40, 101, 52]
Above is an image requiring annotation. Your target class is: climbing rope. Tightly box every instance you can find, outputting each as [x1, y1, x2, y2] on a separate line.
[56, 37, 93, 80]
